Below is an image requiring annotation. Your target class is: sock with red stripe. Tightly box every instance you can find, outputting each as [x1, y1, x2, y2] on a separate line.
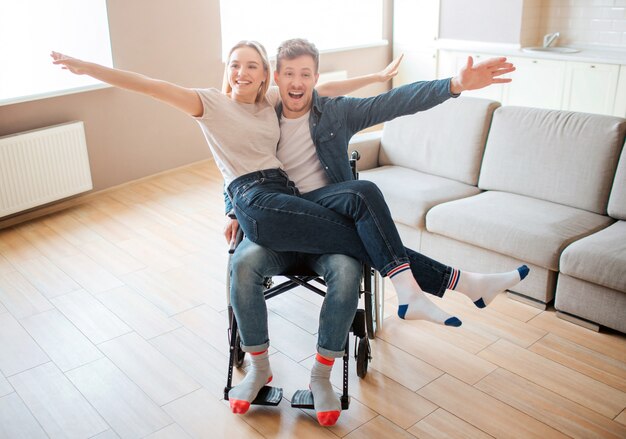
[310, 354, 341, 426]
[228, 350, 272, 414]
[448, 265, 530, 308]
[390, 263, 461, 327]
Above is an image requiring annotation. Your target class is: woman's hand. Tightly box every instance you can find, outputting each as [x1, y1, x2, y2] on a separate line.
[224, 217, 239, 245]
[376, 54, 404, 83]
[50, 51, 89, 75]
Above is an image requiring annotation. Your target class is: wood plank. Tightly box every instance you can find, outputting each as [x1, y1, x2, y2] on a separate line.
[15, 222, 80, 260]
[376, 317, 497, 385]
[266, 289, 322, 334]
[14, 256, 81, 299]
[0, 393, 48, 439]
[20, 309, 103, 372]
[0, 372, 11, 397]
[235, 399, 340, 439]
[98, 332, 201, 406]
[0, 227, 44, 264]
[0, 270, 54, 318]
[144, 423, 192, 439]
[78, 237, 146, 276]
[66, 357, 173, 439]
[150, 327, 231, 397]
[368, 337, 444, 392]
[55, 252, 124, 294]
[0, 253, 15, 275]
[477, 339, 626, 418]
[529, 332, 626, 392]
[174, 305, 231, 353]
[418, 374, 568, 438]
[267, 310, 320, 363]
[616, 409, 626, 426]
[116, 238, 186, 272]
[529, 311, 626, 363]
[51, 289, 131, 344]
[0, 313, 49, 376]
[335, 367, 436, 430]
[163, 388, 264, 439]
[96, 286, 182, 340]
[475, 368, 626, 439]
[42, 209, 102, 246]
[408, 408, 493, 439]
[91, 430, 121, 439]
[344, 415, 417, 439]
[121, 268, 201, 316]
[68, 204, 136, 243]
[9, 362, 109, 439]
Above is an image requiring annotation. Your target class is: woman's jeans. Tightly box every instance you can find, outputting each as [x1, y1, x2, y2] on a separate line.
[230, 238, 361, 358]
[227, 168, 451, 287]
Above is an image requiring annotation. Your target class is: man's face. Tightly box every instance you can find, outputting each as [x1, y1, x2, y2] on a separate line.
[274, 55, 319, 119]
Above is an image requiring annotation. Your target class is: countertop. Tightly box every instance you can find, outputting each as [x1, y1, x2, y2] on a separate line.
[436, 39, 626, 65]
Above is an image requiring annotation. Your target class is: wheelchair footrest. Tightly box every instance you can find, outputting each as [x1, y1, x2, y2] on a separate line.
[252, 386, 283, 406]
[290, 390, 350, 410]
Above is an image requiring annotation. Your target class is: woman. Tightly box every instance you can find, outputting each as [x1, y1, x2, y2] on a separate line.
[52, 40, 526, 329]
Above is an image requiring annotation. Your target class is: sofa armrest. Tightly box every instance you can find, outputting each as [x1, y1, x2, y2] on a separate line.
[349, 131, 382, 171]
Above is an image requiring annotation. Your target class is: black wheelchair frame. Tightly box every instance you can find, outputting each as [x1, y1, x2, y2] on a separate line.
[223, 152, 383, 411]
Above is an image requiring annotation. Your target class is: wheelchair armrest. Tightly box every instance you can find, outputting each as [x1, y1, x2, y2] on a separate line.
[228, 226, 245, 254]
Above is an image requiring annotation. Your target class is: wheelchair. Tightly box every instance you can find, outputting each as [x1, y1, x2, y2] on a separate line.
[223, 152, 384, 411]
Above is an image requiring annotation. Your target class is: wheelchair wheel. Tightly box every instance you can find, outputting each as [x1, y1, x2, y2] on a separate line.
[234, 330, 245, 368]
[356, 337, 369, 378]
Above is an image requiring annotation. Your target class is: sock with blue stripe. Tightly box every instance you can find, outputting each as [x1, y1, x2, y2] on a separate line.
[390, 263, 461, 327]
[448, 265, 530, 308]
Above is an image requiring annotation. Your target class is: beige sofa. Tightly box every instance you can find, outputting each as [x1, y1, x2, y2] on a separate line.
[350, 97, 626, 333]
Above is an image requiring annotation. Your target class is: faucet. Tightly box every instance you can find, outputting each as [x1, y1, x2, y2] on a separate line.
[543, 32, 560, 48]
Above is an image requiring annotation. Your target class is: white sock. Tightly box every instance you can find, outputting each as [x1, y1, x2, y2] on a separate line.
[310, 354, 341, 426]
[228, 350, 272, 414]
[448, 265, 530, 308]
[389, 264, 461, 327]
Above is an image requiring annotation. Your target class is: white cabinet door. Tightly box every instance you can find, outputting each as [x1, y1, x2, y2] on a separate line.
[392, 0, 440, 87]
[438, 51, 505, 102]
[613, 65, 626, 118]
[502, 57, 566, 110]
[562, 61, 619, 115]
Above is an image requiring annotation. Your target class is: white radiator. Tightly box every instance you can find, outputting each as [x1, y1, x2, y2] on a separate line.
[0, 121, 93, 217]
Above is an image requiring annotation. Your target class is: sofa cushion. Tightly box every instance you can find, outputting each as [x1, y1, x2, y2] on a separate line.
[361, 165, 481, 229]
[478, 107, 626, 215]
[608, 144, 626, 220]
[379, 97, 500, 186]
[560, 220, 626, 293]
[426, 191, 614, 270]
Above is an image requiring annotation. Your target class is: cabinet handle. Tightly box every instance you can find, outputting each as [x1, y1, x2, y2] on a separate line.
[590, 65, 596, 68]
[532, 60, 538, 64]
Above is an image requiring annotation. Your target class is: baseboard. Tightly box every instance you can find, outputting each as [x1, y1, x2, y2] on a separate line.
[556, 311, 601, 332]
[506, 290, 548, 310]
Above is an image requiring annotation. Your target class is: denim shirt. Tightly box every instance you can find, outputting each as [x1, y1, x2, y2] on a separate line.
[224, 78, 457, 213]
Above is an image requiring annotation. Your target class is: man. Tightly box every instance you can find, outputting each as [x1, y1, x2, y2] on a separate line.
[226, 39, 524, 426]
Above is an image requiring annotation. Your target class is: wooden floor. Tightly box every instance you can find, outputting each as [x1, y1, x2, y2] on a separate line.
[0, 160, 625, 439]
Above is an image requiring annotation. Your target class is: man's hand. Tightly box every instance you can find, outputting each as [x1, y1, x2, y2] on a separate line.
[376, 54, 404, 83]
[450, 56, 515, 95]
[224, 216, 239, 245]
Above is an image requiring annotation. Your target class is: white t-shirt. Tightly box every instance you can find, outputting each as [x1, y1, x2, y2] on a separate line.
[277, 110, 330, 193]
[193, 87, 283, 186]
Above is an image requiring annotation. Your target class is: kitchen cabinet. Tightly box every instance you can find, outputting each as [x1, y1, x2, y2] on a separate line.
[612, 65, 626, 118]
[562, 61, 619, 115]
[502, 56, 565, 110]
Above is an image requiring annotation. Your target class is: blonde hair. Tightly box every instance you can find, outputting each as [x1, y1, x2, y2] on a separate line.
[222, 40, 270, 103]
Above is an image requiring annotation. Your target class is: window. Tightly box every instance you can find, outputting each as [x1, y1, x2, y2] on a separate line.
[219, 0, 385, 60]
[0, 0, 113, 106]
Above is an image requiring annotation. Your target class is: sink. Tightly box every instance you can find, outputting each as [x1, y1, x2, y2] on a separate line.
[522, 47, 580, 53]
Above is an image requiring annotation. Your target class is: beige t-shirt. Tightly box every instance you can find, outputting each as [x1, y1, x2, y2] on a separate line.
[194, 87, 282, 186]
[277, 111, 329, 193]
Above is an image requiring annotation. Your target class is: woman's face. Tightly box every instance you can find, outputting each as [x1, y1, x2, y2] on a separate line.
[228, 46, 267, 103]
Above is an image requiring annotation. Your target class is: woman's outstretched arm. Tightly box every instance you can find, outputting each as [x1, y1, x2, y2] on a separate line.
[51, 52, 203, 117]
[315, 55, 403, 97]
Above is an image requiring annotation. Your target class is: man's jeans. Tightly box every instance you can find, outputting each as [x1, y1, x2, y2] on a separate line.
[228, 168, 452, 288]
[230, 238, 362, 358]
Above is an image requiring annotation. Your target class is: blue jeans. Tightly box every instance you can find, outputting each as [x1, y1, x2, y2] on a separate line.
[227, 168, 451, 287]
[230, 238, 361, 358]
